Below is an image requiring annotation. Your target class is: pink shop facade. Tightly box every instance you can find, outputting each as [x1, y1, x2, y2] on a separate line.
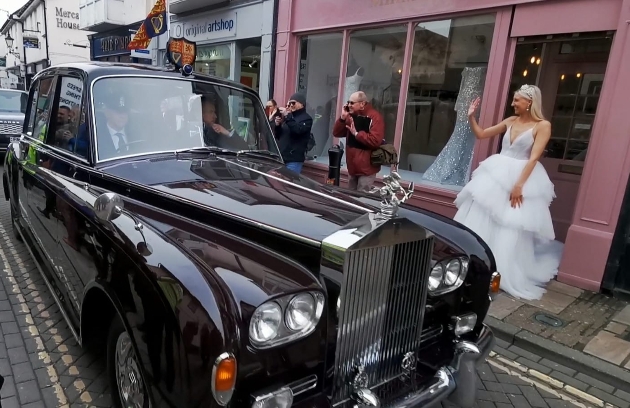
[272, 0, 630, 293]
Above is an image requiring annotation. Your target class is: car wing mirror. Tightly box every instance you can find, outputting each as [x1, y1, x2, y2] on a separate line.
[94, 192, 124, 222]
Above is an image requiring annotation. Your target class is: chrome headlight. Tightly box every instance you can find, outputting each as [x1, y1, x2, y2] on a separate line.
[428, 257, 469, 295]
[249, 291, 325, 349]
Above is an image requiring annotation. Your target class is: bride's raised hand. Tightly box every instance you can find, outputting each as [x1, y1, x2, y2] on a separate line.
[468, 97, 481, 118]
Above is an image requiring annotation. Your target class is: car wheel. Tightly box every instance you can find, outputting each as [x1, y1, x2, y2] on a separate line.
[10, 203, 22, 242]
[107, 317, 151, 408]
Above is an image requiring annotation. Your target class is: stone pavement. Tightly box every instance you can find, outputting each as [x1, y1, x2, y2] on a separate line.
[486, 281, 630, 408]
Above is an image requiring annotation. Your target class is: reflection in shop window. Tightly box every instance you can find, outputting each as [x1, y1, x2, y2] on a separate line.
[336, 25, 407, 168]
[398, 15, 495, 191]
[297, 33, 343, 162]
[195, 44, 231, 78]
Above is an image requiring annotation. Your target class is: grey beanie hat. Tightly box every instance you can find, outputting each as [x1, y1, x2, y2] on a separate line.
[288, 92, 307, 106]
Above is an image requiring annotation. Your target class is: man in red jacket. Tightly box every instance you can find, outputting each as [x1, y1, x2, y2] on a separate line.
[332, 91, 384, 192]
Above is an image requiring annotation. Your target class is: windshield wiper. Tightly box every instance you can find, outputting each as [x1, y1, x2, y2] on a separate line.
[236, 149, 282, 162]
[175, 146, 237, 156]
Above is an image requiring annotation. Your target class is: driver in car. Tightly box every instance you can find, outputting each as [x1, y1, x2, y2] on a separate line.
[200, 96, 249, 151]
[97, 92, 133, 158]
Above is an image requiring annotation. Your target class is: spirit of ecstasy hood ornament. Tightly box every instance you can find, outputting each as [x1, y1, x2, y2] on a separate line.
[370, 171, 414, 218]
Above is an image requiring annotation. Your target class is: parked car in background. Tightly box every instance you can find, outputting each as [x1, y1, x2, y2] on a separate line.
[0, 88, 28, 155]
[3, 62, 500, 408]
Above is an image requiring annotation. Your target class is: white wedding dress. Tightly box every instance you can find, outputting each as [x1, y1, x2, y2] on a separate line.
[453, 124, 564, 300]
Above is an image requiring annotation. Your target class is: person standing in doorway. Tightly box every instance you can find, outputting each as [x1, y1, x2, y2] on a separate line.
[275, 93, 313, 174]
[333, 91, 384, 192]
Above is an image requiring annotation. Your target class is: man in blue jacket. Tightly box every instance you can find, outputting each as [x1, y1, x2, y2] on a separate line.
[274, 93, 313, 174]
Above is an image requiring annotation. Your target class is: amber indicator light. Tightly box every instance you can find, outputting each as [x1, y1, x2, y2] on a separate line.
[490, 273, 501, 294]
[215, 357, 237, 391]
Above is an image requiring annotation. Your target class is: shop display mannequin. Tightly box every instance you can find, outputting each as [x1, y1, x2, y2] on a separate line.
[422, 66, 487, 186]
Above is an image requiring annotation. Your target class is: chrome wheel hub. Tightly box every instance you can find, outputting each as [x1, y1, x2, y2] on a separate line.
[115, 331, 146, 408]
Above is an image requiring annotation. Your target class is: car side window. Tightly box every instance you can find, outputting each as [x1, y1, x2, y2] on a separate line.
[47, 75, 87, 158]
[31, 77, 56, 143]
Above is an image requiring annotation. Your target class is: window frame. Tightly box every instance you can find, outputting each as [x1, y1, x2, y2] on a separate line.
[44, 71, 90, 163]
[24, 73, 58, 144]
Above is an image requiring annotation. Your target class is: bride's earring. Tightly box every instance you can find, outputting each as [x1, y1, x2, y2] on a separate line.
[527, 104, 531, 111]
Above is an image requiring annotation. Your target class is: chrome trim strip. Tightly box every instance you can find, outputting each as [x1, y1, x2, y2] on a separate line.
[19, 133, 91, 166]
[287, 374, 318, 397]
[88, 74, 281, 164]
[215, 156, 375, 214]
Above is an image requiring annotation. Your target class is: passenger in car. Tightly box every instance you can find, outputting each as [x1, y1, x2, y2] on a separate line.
[96, 93, 134, 158]
[200, 96, 249, 151]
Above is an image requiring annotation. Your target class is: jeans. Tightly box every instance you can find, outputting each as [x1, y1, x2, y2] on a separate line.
[349, 174, 376, 192]
[285, 162, 304, 174]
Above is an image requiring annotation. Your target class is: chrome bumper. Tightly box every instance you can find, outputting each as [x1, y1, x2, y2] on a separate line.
[352, 325, 495, 408]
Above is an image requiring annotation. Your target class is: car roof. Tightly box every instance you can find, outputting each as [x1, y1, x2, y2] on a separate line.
[34, 62, 255, 94]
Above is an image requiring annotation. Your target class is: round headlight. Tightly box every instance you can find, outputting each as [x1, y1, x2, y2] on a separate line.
[445, 259, 462, 285]
[250, 302, 282, 344]
[286, 293, 316, 331]
[429, 264, 444, 291]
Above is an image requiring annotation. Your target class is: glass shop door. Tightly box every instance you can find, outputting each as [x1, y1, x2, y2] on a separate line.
[502, 32, 613, 243]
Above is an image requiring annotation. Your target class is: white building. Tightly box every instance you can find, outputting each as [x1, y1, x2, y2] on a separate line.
[165, 0, 276, 102]
[1, 0, 91, 90]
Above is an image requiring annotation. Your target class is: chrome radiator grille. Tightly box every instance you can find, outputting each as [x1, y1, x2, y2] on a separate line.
[332, 235, 434, 404]
[0, 122, 22, 135]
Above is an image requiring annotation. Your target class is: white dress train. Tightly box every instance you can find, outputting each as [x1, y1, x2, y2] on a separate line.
[453, 125, 564, 300]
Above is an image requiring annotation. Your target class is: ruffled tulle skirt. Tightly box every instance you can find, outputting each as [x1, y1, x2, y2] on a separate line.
[454, 154, 564, 300]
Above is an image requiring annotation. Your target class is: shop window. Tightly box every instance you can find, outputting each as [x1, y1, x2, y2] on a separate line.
[398, 15, 495, 190]
[196, 44, 231, 79]
[296, 33, 343, 162]
[346, 26, 407, 143]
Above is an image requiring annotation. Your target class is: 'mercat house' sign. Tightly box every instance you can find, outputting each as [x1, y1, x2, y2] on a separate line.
[56, 7, 80, 30]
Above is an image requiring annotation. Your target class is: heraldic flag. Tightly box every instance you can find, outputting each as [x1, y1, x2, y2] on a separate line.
[128, 0, 167, 50]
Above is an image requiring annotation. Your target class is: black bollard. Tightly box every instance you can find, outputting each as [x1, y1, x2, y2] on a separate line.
[326, 142, 344, 186]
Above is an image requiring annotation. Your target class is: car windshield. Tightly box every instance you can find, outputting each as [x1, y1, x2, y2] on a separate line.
[92, 76, 280, 161]
[0, 90, 28, 113]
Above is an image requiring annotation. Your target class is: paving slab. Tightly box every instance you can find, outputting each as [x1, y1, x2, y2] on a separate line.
[547, 280, 583, 298]
[489, 294, 524, 320]
[584, 328, 630, 365]
[523, 289, 576, 315]
[605, 321, 627, 335]
[614, 305, 630, 326]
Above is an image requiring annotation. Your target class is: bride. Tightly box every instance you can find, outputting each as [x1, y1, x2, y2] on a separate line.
[454, 84, 563, 300]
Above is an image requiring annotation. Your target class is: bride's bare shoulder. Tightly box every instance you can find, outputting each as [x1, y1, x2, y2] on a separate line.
[501, 116, 518, 126]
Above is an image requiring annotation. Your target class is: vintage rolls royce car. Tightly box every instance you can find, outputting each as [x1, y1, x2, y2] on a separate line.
[3, 62, 500, 408]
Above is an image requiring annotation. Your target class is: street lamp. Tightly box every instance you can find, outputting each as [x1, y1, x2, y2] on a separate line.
[5, 33, 14, 49]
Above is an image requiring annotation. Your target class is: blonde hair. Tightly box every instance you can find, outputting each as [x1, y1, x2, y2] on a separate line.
[515, 84, 545, 121]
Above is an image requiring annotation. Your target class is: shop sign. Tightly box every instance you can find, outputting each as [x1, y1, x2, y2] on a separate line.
[59, 77, 83, 108]
[55, 7, 80, 30]
[196, 44, 230, 61]
[92, 23, 142, 57]
[171, 11, 237, 43]
[23, 38, 39, 49]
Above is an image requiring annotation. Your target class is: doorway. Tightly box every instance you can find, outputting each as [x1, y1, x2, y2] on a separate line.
[502, 31, 614, 243]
